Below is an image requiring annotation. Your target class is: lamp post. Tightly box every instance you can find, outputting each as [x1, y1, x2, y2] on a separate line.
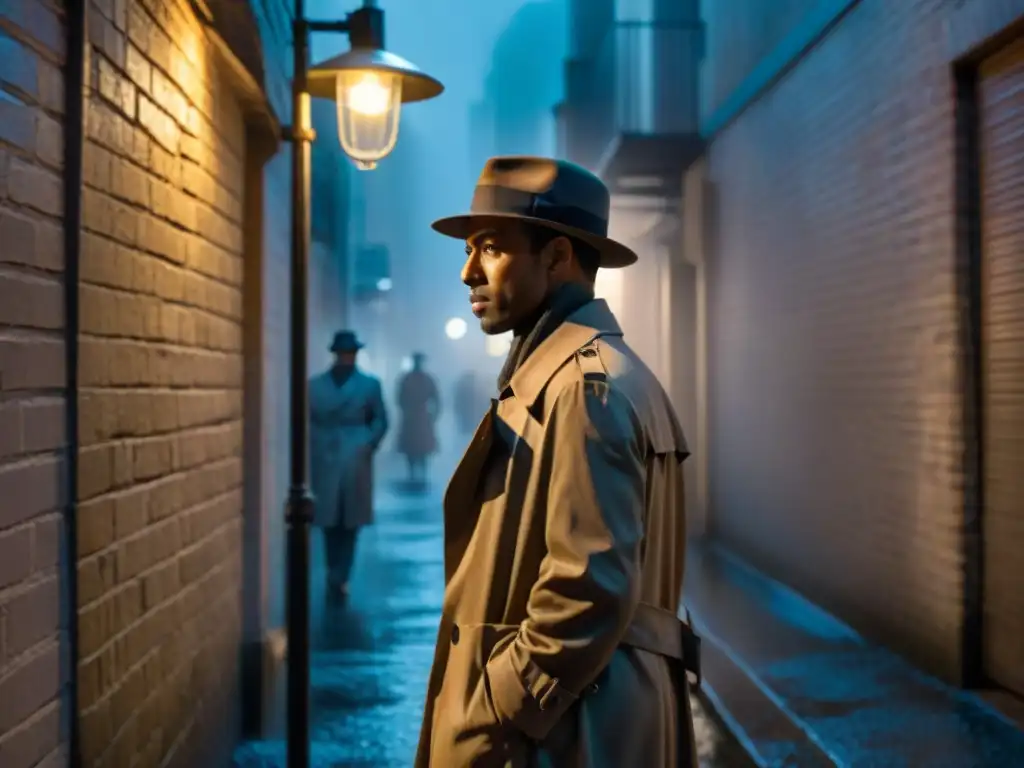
[284, 2, 442, 767]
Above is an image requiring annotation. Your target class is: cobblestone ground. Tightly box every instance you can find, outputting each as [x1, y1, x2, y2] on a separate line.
[234, 458, 754, 768]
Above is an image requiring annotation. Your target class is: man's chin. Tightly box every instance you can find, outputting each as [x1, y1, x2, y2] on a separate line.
[479, 317, 512, 335]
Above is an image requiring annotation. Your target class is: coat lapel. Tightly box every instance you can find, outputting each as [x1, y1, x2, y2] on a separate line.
[439, 300, 623, 585]
[507, 299, 623, 410]
[442, 399, 497, 583]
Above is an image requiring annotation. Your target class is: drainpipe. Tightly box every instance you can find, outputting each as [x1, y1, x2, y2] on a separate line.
[63, 1, 87, 766]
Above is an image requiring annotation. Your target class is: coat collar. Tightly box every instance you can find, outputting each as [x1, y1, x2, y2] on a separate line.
[506, 298, 622, 408]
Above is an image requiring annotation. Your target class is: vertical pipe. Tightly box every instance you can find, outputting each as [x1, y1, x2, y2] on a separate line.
[286, 2, 313, 767]
[63, 1, 87, 766]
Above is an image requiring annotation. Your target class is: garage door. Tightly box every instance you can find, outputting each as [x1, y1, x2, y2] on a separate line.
[980, 35, 1024, 697]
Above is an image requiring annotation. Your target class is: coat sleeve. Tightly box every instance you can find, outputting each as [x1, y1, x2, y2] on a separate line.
[485, 376, 646, 741]
[367, 379, 389, 450]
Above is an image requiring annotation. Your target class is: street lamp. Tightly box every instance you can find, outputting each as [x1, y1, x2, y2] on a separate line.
[284, 2, 443, 768]
[304, 1, 443, 170]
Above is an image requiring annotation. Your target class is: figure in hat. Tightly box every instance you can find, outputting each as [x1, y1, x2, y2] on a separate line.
[308, 330, 389, 599]
[415, 157, 698, 767]
[395, 352, 441, 486]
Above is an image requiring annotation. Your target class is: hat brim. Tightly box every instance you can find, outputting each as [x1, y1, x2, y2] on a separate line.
[330, 342, 364, 352]
[431, 213, 638, 269]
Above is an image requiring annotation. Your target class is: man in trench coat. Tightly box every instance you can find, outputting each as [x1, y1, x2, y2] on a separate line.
[415, 156, 698, 767]
[396, 352, 441, 484]
[309, 330, 388, 597]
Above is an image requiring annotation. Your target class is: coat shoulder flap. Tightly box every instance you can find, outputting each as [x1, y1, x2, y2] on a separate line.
[577, 337, 689, 458]
[572, 339, 612, 394]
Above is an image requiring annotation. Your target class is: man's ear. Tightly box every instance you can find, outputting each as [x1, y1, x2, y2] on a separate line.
[545, 236, 574, 274]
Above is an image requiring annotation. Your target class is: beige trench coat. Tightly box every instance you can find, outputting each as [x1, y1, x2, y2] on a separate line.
[416, 299, 697, 768]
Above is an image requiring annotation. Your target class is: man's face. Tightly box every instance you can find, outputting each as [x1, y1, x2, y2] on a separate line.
[334, 351, 357, 367]
[462, 223, 549, 335]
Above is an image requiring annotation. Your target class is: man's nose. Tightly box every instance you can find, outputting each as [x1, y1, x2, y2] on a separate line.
[461, 252, 483, 286]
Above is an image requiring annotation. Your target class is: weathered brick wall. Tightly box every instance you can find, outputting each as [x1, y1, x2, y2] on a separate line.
[75, 0, 248, 763]
[0, 1, 69, 766]
[704, 0, 1024, 680]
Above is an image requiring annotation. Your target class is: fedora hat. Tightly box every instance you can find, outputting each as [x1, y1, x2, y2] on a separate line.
[431, 156, 637, 268]
[329, 330, 364, 353]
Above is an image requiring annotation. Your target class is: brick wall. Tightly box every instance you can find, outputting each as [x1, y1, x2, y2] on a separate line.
[704, 0, 1024, 681]
[74, 0, 249, 763]
[0, 1, 70, 766]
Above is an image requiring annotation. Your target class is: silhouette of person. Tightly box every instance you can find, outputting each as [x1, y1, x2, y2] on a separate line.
[396, 352, 440, 484]
[309, 330, 388, 598]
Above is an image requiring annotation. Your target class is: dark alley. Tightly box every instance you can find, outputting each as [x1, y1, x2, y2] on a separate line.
[4, 0, 1024, 766]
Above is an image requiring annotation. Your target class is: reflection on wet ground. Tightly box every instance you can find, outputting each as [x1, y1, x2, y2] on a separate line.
[234, 463, 754, 767]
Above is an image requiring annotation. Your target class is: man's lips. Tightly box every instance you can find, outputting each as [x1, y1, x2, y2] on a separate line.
[470, 295, 489, 315]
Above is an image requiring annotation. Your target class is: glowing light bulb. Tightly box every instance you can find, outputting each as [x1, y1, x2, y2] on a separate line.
[348, 73, 391, 116]
[336, 70, 403, 170]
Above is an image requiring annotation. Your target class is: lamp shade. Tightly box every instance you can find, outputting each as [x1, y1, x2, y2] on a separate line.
[308, 47, 444, 103]
[308, 47, 443, 169]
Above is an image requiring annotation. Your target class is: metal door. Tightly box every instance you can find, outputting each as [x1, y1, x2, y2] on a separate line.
[980, 35, 1024, 697]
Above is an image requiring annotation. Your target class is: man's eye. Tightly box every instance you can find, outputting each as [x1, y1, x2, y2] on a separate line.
[482, 244, 496, 255]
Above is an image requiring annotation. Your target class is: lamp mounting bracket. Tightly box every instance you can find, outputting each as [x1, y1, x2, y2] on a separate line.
[282, 125, 316, 143]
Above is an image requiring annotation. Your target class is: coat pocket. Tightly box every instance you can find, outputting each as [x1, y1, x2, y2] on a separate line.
[431, 623, 530, 767]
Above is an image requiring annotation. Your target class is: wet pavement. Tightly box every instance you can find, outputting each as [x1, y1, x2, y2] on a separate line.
[233, 454, 755, 767]
[686, 545, 1024, 768]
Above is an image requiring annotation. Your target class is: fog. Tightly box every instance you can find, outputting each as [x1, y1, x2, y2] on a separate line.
[308, 0, 568, 443]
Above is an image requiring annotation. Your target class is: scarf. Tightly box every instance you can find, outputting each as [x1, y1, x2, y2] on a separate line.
[497, 282, 595, 393]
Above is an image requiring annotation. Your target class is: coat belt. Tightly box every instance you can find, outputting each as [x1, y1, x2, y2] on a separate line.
[619, 602, 702, 687]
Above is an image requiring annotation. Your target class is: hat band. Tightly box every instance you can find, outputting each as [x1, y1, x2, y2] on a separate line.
[470, 185, 608, 237]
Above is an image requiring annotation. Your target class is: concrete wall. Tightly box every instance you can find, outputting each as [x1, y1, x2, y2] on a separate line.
[0, 1, 70, 766]
[702, 0, 1024, 681]
[603, 200, 702, 539]
[250, 0, 292, 650]
[700, 0, 820, 116]
[253, 2, 352, 635]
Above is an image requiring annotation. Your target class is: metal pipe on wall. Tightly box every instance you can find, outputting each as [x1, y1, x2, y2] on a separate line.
[63, 1, 88, 766]
[286, 1, 314, 765]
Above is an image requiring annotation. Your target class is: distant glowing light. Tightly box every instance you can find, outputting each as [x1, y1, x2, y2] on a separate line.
[400, 355, 413, 372]
[445, 317, 467, 340]
[377, 277, 392, 291]
[485, 333, 512, 358]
